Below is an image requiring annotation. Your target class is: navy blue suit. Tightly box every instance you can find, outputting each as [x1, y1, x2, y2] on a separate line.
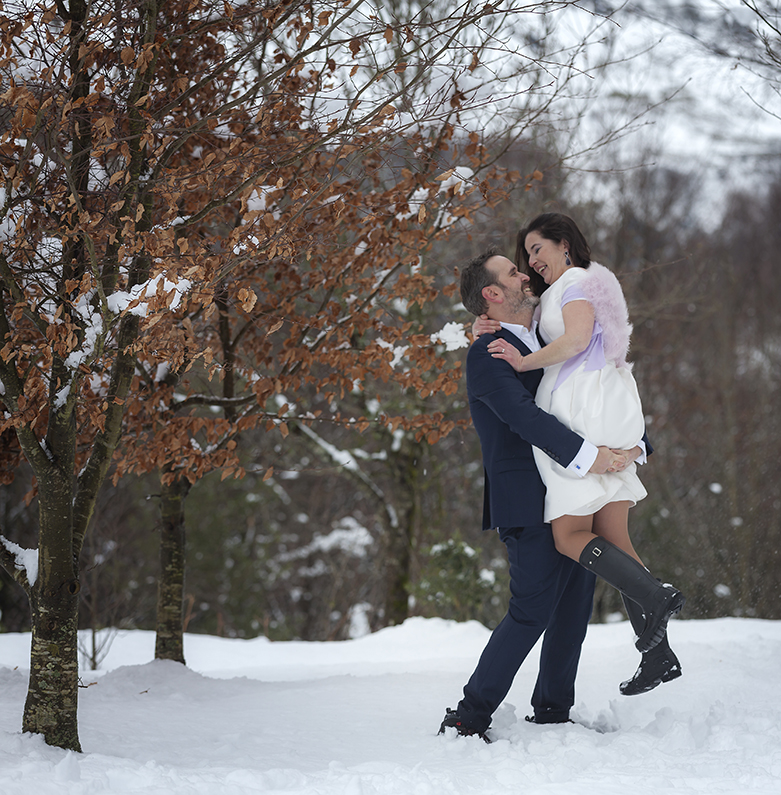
[456, 328, 596, 731]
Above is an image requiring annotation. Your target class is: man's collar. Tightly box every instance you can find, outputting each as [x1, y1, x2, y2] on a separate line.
[500, 319, 536, 338]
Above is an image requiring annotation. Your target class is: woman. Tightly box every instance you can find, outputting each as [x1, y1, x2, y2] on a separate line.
[474, 213, 683, 694]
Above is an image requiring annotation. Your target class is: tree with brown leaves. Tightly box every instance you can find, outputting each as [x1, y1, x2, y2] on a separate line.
[1, 0, 613, 750]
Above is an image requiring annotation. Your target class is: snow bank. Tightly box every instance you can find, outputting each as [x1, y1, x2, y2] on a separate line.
[1, 617, 779, 794]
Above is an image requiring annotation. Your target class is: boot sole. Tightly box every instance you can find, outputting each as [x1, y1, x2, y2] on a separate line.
[620, 663, 682, 696]
[635, 591, 686, 653]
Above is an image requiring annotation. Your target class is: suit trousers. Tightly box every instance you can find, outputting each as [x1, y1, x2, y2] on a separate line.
[457, 524, 595, 732]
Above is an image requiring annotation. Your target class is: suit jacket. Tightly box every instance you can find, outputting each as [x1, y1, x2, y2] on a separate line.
[466, 328, 584, 530]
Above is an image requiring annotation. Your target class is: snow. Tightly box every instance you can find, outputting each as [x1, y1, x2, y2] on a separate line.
[54, 382, 72, 410]
[0, 617, 779, 794]
[64, 293, 103, 371]
[0, 536, 38, 586]
[297, 422, 362, 473]
[277, 520, 374, 562]
[106, 275, 192, 317]
[431, 322, 470, 352]
[376, 339, 409, 368]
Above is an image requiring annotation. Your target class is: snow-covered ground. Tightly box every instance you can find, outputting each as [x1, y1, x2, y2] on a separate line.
[1, 616, 779, 794]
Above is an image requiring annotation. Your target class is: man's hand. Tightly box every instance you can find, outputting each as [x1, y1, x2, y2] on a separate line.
[472, 314, 502, 339]
[608, 446, 642, 472]
[590, 446, 627, 475]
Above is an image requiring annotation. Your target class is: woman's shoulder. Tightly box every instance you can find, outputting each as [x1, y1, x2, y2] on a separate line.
[569, 262, 615, 279]
[545, 266, 583, 295]
[554, 266, 589, 297]
[562, 266, 589, 286]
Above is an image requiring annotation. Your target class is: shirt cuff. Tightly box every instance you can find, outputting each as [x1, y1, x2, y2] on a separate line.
[635, 440, 647, 465]
[568, 441, 598, 478]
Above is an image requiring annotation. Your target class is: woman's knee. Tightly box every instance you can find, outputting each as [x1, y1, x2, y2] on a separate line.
[551, 518, 593, 560]
[551, 527, 581, 559]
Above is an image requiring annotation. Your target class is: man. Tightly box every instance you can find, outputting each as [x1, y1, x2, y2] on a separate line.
[438, 248, 634, 742]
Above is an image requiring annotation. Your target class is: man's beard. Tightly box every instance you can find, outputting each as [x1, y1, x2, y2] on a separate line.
[503, 287, 539, 315]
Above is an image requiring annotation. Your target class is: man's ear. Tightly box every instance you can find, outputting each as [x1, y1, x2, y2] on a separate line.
[482, 284, 502, 305]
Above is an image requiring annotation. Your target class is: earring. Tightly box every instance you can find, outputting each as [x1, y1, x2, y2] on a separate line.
[564, 251, 572, 267]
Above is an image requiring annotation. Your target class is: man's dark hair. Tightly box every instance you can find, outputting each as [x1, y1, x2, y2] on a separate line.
[460, 246, 501, 316]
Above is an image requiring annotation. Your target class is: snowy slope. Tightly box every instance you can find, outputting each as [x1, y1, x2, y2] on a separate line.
[1, 617, 779, 794]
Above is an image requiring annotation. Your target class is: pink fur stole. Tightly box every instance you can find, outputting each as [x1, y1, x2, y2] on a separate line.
[580, 262, 633, 369]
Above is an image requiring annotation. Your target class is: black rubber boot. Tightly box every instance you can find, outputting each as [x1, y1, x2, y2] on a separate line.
[578, 538, 685, 652]
[619, 595, 682, 695]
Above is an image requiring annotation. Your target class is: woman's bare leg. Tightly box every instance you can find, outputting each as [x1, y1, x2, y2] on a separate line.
[550, 514, 596, 562]
[551, 501, 643, 565]
[592, 501, 644, 565]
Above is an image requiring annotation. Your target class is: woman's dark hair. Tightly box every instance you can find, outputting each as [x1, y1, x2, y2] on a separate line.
[515, 212, 591, 296]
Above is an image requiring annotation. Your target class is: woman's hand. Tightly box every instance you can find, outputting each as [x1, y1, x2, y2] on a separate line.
[472, 314, 502, 339]
[487, 339, 524, 372]
[591, 448, 628, 474]
[608, 446, 641, 473]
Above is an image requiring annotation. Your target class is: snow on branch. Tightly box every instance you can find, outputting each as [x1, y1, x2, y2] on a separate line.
[277, 517, 374, 563]
[294, 416, 399, 529]
[106, 275, 192, 318]
[0, 534, 38, 587]
[430, 322, 470, 351]
[297, 421, 361, 474]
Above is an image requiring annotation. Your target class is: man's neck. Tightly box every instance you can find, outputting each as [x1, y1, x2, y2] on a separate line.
[491, 308, 535, 331]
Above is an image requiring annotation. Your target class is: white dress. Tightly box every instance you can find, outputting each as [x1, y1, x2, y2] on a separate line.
[532, 265, 647, 522]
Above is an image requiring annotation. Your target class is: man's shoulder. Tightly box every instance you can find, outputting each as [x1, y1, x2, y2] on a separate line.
[468, 330, 499, 351]
[466, 331, 501, 368]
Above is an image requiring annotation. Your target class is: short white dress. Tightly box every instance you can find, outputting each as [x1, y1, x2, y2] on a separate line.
[532, 264, 647, 522]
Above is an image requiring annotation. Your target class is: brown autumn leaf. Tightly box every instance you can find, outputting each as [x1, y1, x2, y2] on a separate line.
[238, 287, 257, 312]
[0, 6, 530, 736]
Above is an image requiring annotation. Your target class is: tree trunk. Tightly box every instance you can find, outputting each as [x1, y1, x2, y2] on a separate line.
[23, 586, 82, 750]
[154, 473, 191, 663]
[22, 472, 82, 751]
[384, 526, 413, 625]
[382, 440, 423, 626]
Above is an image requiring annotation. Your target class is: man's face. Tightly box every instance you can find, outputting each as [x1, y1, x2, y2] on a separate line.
[485, 255, 539, 314]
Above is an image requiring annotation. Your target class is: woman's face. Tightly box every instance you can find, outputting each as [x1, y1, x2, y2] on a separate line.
[525, 231, 570, 285]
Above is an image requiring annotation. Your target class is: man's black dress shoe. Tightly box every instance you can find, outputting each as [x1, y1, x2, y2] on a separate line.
[525, 714, 574, 725]
[438, 708, 491, 743]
